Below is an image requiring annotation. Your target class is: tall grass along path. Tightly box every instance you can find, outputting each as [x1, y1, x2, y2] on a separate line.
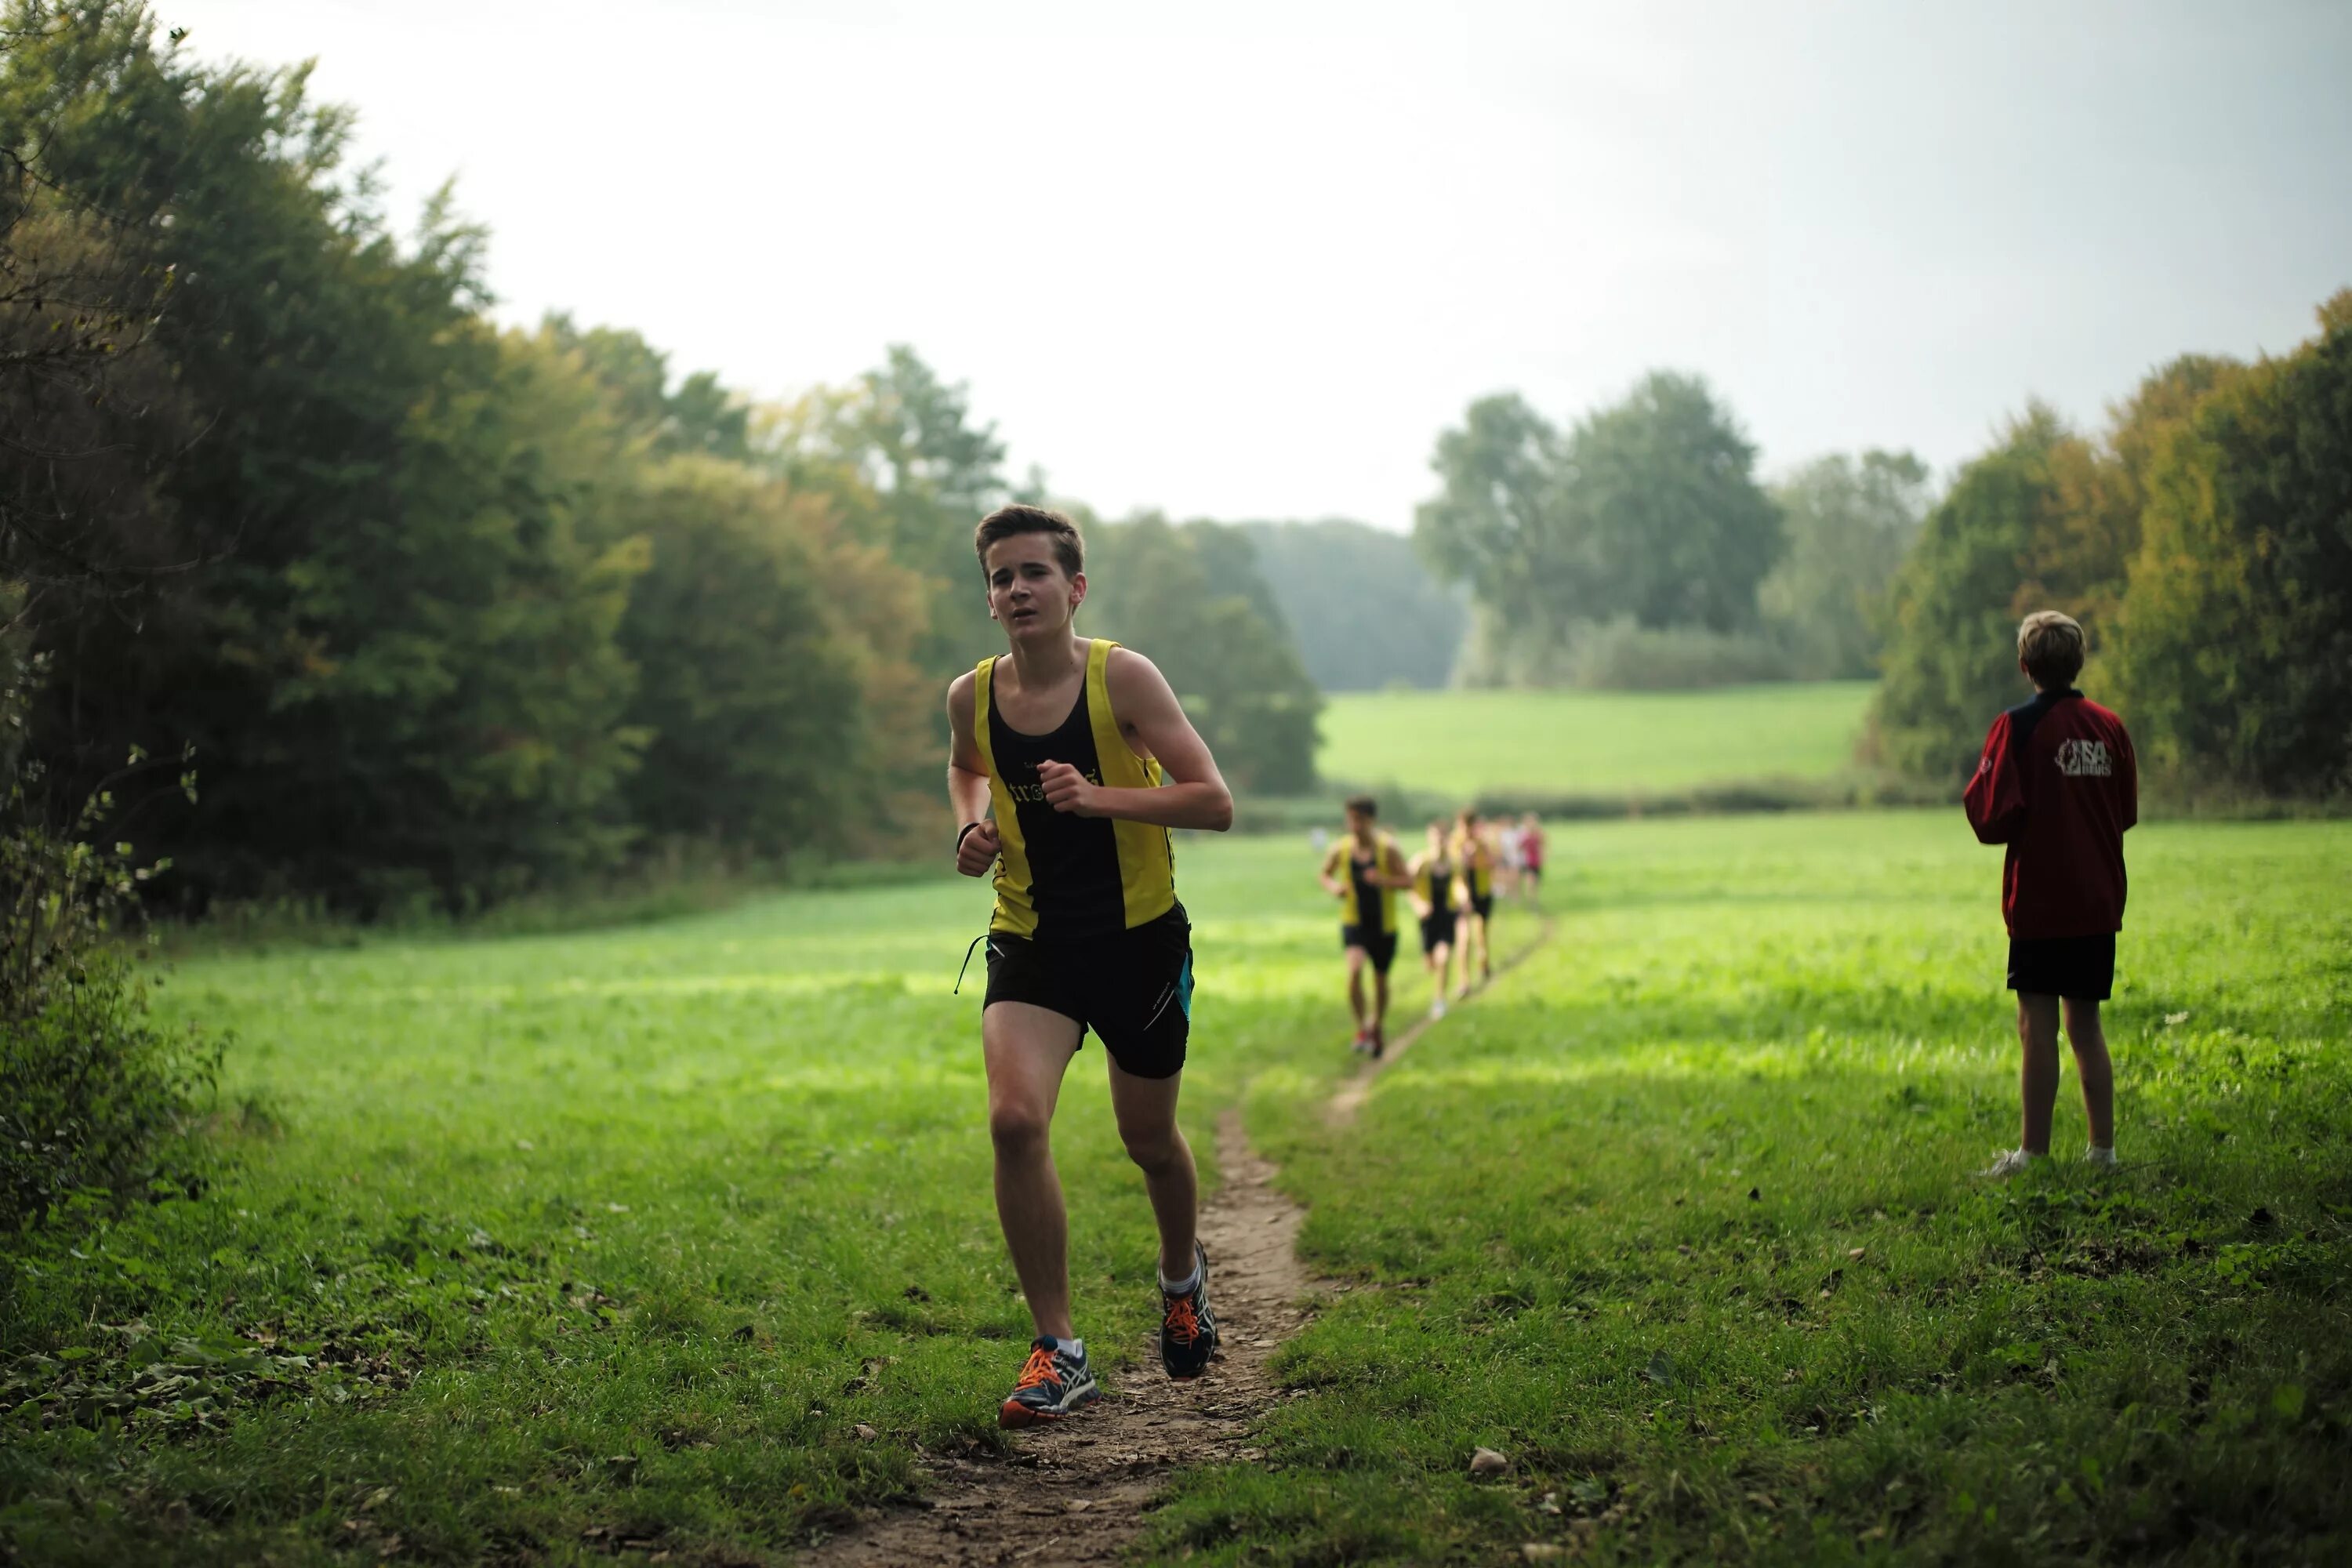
[806, 926, 1556, 1566]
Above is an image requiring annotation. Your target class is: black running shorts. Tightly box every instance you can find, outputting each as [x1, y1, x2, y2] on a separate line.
[1341, 924, 1398, 975]
[982, 904, 1194, 1079]
[2006, 933, 2116, 1002]
[1467, 890, 1494, 921]
[1417, 909, 1457, 954]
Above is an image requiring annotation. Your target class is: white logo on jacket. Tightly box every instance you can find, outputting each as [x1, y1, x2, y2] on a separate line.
[2056, 738, 2113, 777]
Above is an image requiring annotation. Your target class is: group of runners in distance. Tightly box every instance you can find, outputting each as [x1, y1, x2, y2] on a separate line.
[946, 503, 2136, 1433]
[1316, 800, 1544, 1056]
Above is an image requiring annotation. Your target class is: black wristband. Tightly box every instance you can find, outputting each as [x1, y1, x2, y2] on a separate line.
[956, 820, 986, 855]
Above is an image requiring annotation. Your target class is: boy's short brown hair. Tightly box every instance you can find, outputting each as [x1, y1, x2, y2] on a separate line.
[1343, 794, 1377, 818]
[974, 505, 1084, 579]
[2017, 610, 2087, 688]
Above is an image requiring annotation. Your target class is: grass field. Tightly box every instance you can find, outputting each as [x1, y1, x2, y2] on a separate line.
[1316, 683, 1878, 797]
[4, 815, 2348, 1564]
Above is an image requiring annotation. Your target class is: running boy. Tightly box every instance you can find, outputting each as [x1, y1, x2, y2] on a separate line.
[1450, 808, 1497, 993]
[1319, 796, 1413, 1056]
[1407, 819, 1460, 1019]
[947, 505, 1236, 1427]
[1962, 610, 2137, 1178]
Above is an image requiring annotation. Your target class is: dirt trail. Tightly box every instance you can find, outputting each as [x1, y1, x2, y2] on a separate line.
[1326, 915, 1556, 1128]
[803, 1110, 1312, 1567]
[806, 916, 1553, 1566]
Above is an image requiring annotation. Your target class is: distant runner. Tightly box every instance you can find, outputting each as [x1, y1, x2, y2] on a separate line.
[946, 505, 1235, 1428]
[1451, 808, 1497, 993]
[1518, 812, 1547, 909]
[1407, 819, 1461, 1019]
[1319, 795, 1413, 1056]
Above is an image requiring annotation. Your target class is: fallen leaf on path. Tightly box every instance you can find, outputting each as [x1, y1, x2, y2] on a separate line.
[1471, 1446, 1510, 1475]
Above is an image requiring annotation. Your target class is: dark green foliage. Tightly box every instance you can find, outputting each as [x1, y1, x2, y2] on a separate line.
[1870, 296, 2350, 803]
[3, 4, 652, 909]
[616, 457, 927, 858]
[1871, 408, 2079, 782]
[1083, 515, 1323, 794]
[2, 668, 218, 1232]
[1236, 519, 1466, 691]
[2114, 295, 2352, 798]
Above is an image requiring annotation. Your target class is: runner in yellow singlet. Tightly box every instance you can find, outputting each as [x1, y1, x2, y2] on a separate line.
[1316, 795, 1413, 1057]
[1451, 807, 1497, 993]
[946, 506, 1234, 1428]
[1406, 819, 1461, 1018]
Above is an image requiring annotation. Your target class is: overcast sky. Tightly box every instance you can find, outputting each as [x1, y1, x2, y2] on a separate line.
[169, 0, 2351, 529]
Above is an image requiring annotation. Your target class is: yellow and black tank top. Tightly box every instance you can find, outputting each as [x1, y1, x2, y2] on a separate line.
[1323, 833, 1403, 933]
[1412, 852, 1456, 909]
[974, 638, 1175, 940]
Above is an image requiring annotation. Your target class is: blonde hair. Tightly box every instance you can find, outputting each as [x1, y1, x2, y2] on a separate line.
[2016, 610, 2086, 688]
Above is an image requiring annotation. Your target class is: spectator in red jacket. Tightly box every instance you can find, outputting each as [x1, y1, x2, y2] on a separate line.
[1962, 610, 2138, 1178]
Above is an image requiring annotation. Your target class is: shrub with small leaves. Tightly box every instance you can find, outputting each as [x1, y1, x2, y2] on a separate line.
[2, 659, 220, 1233]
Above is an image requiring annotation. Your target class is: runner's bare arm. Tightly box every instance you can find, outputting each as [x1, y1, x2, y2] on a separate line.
[946, 672, 1000, 876]
[1035, 648, 1233, 831]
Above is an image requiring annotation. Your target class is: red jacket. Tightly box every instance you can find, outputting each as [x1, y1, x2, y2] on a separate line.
[1962, 690, 2137, 938]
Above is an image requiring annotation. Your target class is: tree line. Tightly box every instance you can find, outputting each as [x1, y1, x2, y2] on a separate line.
[1414, 373, 1932, 690]
[1410, 303, 2349, 804]
[1871, 296, 2351, 800]
[0, 2, 1319, 917]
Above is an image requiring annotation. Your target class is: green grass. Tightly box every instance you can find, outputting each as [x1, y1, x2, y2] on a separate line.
[1316, 683, 1878, 797]
[3, 815, 2347, 1564]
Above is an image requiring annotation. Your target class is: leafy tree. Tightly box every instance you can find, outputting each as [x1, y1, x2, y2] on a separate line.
[1563, 372, 1784, 633]
[1080, 515, 1320, 794]
[1869, 408, 2086, 782]
[5, 5, 649, 909]
[767, 346, 1009, 677]
[1237, 519, 1466, 691]
[1415, 373, 1783, 683]
[2114, 294, 2352, 797]
[616, 456, 929, 858]
[1413, 393, 1572, 659]
[1760, 450, 1933, 678]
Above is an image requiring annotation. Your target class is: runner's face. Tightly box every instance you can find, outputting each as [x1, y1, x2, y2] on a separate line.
[984, 535, 1083, 642]
[1345, 809, 1373, 841]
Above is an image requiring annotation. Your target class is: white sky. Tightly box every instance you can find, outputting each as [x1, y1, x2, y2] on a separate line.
[169, 0, 2352, 529]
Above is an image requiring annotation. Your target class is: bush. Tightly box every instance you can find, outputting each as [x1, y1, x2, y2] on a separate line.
[1458, 611, 1792, 689]
[2, 670, 220, 1233]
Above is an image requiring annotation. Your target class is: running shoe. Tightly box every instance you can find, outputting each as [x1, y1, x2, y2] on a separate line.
[998, 1336, 1099, 1428]
[1349, 1029, 1370, 1054]
[1976, 1149, 2043, 1179]
[1159, 1242, 1219, 1379]
[1429, 996, 1448, 1021]
[2084, 1145, 2118, 1170]
[1368, 1021, 1386, 1059]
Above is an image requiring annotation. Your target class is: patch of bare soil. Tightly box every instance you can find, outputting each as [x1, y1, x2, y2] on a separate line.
[802, 1110, 1312, 1567]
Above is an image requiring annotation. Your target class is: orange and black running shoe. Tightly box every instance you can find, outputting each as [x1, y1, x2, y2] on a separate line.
[998, 1336, 1098, 1428]
[1159, 1241, 1219, 1379]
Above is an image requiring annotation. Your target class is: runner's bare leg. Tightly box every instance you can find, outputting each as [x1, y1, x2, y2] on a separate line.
[1106, 1058, 1197, 1282]
[985, 1000, 1084, 1339]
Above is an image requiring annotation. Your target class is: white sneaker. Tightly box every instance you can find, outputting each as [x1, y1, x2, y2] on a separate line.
[1429, 997, 1448, 1021]
[2084, 1145, 2118, 1169]
[1977, 1149, 2042, 1179]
